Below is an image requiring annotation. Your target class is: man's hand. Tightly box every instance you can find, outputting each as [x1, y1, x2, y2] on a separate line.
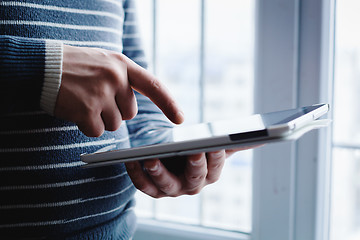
[126, 145, 259, 198]
[54, 45, 184, 137]
[125, 150, 231, 198]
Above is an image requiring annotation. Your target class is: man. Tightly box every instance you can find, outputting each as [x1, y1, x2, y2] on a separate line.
[0, 0, 233, 238]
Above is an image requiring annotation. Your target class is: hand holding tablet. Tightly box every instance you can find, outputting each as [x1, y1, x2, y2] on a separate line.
[81, 103, 330, 167]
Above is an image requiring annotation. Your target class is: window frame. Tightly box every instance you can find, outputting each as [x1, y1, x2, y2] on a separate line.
[252, 0, 334, 240]
[134, 218, 250, 240]
[134, 0, 335, 239]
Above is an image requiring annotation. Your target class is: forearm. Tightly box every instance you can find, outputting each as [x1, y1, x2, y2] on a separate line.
[0, 35, 62, 115]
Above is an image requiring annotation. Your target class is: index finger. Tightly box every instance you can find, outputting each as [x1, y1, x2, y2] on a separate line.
[123, 55, 184, 124]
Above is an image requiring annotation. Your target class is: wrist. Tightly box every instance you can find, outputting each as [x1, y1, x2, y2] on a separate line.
[40, 41, 63, 115]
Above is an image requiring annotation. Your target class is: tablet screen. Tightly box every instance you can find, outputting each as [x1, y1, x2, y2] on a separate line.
[144, 104, 326, 144]
[82, 104, 328, 164]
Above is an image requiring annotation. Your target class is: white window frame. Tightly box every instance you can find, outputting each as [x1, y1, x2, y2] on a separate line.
[252, 0, 334, 240]
[134, 0, 335, 239]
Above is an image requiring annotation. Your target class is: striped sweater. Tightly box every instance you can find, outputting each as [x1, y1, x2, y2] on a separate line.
[0, 0, 171, 239]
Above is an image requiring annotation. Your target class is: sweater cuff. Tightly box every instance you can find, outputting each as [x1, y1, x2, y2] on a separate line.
[40, 41, 63, 115]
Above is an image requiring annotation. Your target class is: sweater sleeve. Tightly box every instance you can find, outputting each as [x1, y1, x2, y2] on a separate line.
[122, 0, 174, 148]
[0, 35, 63, 115]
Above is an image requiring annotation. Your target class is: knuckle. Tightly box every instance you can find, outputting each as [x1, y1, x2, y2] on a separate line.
[105, 121, 121, 132]
[165, 99, 176, 110]
[188, 173, 207, 182]
[91, 129, 104, 138]
[89, 50, 126, 89]
[185, 167, 208, 183]
[135, 182, 152, 194]
[86, 80, 109, 101]
[149, 77, 162, 90]
[79, 102, 99, 121]
[87, 125, 104, 138]
[76, 117, 104, 138]
[128, 109, 138, 120]
[101, 64, 121, 85]
[113, 52, 126, 62]
[152, 194, 164, 199]
[206, 175, 220, 184]
[121, 103, 138, 120]
[81, 126, 103, 138]
[209, 162, 224, 171]
[169, 193, 181, 198]
[187, 188, 201, 195]
[95, 65, 124, 89]
[160, 182, 175, 193]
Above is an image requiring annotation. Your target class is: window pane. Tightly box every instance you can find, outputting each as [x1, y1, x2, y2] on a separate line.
[154, 0, 203, 224]
[202, 150, 252, 231]
[202, 0, 254, 232]
[332, 0, 360, 239]
[156, 0, 202, 124]
[135, 0, 254, 233]
[330, 148, 360, 240]
[204, 0, 254, 121]
[333, 0, 360, 145]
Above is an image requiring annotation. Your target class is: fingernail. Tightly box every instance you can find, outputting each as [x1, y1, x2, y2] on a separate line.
[176, 111, 185, 124]
[211, 150, 224, 158]
[146, 163, 159, 172]
[190, 159, 203, 166]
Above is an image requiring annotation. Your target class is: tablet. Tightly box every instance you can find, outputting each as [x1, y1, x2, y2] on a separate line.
[81, 103, 329, 167]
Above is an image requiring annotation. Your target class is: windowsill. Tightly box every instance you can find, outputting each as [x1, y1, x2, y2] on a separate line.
[133, 218, 251, 240]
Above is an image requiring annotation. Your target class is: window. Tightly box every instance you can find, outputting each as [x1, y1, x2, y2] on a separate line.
[134, 0, 255, 235]
[331, 0, 360, 239]
[133, 0, 335, 240]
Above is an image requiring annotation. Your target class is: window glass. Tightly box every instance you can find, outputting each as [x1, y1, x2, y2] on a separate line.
[135, 0, 254, 232]
[331, 0, 360, 239]
[203, 0, 254, 121]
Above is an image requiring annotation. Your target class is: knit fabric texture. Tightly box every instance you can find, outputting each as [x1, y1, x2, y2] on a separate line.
[0, 0, 171, 239]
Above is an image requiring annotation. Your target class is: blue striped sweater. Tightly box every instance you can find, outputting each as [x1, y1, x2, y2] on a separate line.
[0, 0, 171, 239]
